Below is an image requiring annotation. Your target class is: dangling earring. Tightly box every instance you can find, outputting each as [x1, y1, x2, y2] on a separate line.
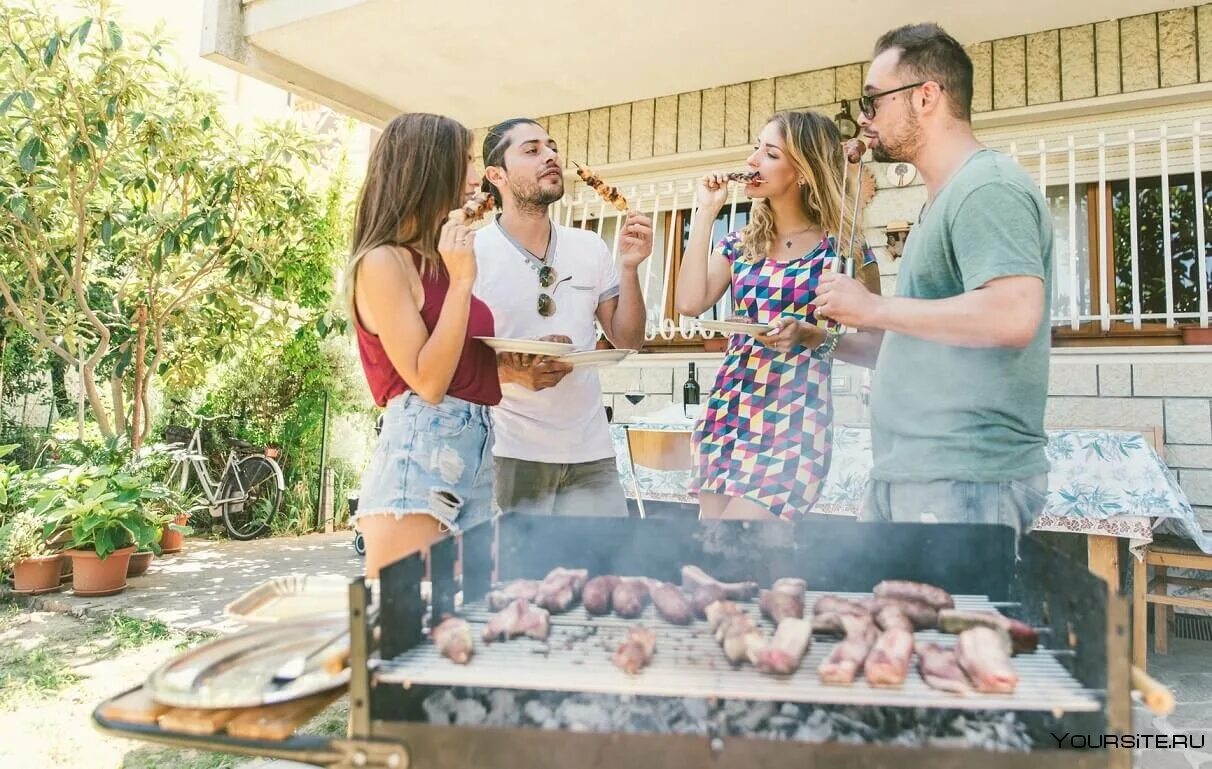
[797, 179, 805, 188]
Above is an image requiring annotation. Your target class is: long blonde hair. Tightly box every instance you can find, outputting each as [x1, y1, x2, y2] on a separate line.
[739, 111, 862, 264]
[344, 113, 472, 316]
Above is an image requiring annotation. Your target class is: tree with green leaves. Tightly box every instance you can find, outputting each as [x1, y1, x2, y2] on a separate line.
[0, 0, 344, 450]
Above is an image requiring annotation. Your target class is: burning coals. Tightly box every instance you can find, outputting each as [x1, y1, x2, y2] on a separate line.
[421, 688, 1033, 751]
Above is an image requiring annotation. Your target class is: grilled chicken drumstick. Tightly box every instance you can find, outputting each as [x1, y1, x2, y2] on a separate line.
[681, 565, 759, 601]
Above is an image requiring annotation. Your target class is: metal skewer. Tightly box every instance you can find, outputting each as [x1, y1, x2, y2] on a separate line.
[844, 155, 866, 279]
[834, 156, 851, 274]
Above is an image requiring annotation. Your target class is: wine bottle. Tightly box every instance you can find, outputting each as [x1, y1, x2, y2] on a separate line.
[683, 363, 701, 419]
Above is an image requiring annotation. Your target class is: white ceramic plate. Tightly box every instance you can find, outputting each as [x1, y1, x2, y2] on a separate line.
[474, 337, 577, 356]
[696, 319, 774, 337]
[555, 349, 637, 369]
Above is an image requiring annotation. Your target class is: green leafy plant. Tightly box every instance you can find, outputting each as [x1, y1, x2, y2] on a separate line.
[36, 465, 157, 558]
[0, 508, 52, 573]
[0, 0, 347, 451]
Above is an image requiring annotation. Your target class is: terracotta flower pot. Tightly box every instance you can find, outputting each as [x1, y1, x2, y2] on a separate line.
[159, 514, 190, 555]
[13, 555, 64, 594]
[64, 546, 135, 597]
[1181, 325, 1212, 345]
[126, 551, 154, 578]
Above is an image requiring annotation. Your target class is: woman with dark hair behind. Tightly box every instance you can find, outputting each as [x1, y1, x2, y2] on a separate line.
[346, 113, 501, 578]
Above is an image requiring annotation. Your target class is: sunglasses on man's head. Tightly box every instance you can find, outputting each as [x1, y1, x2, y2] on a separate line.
[858, 81, 942, 120]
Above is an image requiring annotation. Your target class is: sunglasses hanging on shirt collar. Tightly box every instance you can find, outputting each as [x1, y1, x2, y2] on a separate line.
[537, 271, 572, 317]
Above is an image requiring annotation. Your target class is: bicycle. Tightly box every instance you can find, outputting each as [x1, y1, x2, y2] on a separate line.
[162, 413, 286, 540]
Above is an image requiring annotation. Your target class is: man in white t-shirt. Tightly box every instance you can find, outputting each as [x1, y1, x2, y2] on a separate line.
[474, 118, 652, 517]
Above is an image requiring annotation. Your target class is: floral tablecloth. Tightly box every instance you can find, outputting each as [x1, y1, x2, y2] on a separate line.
[611, 414, 1210, 558]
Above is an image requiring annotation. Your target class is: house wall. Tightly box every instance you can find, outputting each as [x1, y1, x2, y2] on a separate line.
[500, 6, 1212, 532]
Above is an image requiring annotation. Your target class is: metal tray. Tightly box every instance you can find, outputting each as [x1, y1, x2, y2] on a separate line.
[147, 616, 350, 709]
[225, 575, 352, 623]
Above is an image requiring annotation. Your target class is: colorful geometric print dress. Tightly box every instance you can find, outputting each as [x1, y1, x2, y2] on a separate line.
[692, 232, 875, 519]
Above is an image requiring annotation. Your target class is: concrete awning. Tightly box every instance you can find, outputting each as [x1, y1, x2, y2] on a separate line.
[203, 0, 1194, 127]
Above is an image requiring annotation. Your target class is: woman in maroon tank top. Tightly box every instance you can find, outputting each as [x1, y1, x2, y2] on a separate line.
[345, 113, 501, 578]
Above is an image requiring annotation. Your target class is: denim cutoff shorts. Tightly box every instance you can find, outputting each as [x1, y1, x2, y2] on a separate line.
[355, 391, 496, 532]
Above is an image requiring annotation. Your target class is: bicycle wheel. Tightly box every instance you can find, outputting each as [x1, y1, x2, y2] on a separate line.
[220, 456, 281, 540]
[165, 458, 189, 495]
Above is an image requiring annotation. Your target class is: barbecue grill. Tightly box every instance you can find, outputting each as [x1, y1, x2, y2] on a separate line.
[93, 514, 1132, 769]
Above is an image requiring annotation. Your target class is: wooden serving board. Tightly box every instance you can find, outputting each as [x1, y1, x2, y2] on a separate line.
[102, 686, 343, 742]
[225, 689, 343, 740]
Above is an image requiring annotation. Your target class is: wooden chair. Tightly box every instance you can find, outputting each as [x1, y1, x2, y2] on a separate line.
[1133, 538, 1212, 670]
[1125, 425, 1212, 670]
[622, 426, 695, 519]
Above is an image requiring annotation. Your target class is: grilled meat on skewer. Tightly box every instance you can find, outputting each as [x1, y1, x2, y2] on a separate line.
[449, 190, 495, 225]
[844, 138, 868, 165]
[864, 628, 915, 687]
[916, 642, 973, 694]
[648, 581, 694, 625]
[486, 580, 542, 611]
[574, 162, 629, 212]
[873, 580, 955, 611]
[481, 599, 550, 643]
[432, 617, 474, 664]
[754, 618, 812, 675]
[690, 583, 727, 618]
[937, 609, 1039, 655]
[760, 589, 804, 624]
[681, 565, 759, 601]
[726, 170, 762, 184]
[582, 575, 620, 616]
[611, 578, 651, 619]
[612, 626, 657, 674]
[956, 626, 1020, 693]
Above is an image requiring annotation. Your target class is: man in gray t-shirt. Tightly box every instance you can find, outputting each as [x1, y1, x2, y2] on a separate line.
[815, 23, 1054, 535]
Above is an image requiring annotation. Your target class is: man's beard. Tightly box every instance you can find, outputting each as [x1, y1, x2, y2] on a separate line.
[511, 174, 564, 215]
[871, 111, 923, 164]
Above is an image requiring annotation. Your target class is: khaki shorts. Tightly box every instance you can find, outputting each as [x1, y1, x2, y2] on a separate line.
[494, 456, 629, 517]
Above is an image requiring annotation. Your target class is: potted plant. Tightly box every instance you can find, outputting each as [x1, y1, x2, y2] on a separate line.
[1, 509, 62, 595]
[1181, 324, 1212, 345]
[38, 466, 158, 597]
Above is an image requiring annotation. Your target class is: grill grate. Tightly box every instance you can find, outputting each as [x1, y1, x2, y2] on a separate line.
[376, 591, 1101, 714]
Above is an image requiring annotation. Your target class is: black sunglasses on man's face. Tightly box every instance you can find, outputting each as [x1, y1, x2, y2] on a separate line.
[859, 81, 943, 120]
